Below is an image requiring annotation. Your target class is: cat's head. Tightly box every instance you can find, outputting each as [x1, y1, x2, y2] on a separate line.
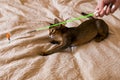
[49, 18, 66, 44]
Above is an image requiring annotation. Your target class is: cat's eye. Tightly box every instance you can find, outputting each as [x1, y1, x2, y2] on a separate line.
[51, 29, 55, 33]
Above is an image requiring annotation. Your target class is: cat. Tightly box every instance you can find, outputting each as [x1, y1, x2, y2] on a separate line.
[40, 12, 109, 56]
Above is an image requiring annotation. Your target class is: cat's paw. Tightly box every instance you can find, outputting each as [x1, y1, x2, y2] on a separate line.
[95, 36, 104, 42]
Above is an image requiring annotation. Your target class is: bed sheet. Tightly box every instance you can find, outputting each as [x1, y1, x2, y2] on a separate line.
[0, 0, 120, 80]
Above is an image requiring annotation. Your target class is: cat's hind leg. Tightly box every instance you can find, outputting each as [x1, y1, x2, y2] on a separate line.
[94, 19, 109, 42]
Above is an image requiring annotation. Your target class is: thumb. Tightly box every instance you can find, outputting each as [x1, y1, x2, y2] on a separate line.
[97, 1, 105, 12]
[94, 1, 105, 16]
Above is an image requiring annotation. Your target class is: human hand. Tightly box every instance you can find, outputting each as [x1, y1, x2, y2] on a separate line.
[94, 0, 120, 17]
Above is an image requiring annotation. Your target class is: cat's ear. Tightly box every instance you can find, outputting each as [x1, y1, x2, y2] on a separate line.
[49, 23, 53, 25]
[51, 18, 65, 29]
[54, 18, 59, 24]
[53, 18, 61, 29]
[48, 23, 53, 29]
[58, 24, 65, 29]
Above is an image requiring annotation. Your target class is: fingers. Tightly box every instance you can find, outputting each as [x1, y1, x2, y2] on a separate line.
[94, 5, 107, 17]
[94, 10, 99, 17]
[95, 4, 117, 17]
[94, 6, 99, 16]
[94, 0, 105, 17]
[99, 5, 107, 17]
[94, 0, 120, 17]
[106, 4, 111, 15]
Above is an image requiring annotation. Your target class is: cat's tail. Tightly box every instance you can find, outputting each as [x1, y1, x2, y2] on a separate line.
[81, 12, 94, 20]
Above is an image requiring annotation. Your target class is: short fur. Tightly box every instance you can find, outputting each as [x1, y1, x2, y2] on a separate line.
[40, 12, 109, 56]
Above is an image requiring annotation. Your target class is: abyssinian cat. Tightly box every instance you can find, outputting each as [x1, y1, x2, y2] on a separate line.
[40, 12, 109, 56]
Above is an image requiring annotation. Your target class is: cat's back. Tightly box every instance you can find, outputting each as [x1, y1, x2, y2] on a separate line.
[71, 19, 98, 46]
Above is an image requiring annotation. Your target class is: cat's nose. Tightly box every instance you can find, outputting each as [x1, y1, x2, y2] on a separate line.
[49, 35, 53, 38]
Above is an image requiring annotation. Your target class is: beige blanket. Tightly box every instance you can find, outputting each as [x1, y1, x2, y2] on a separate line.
[0, 0, 120, 80]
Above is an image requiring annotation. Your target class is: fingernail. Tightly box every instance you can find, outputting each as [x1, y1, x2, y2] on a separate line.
[94, 11, 97, 15]
[103, 5, 107, 11]
[94, 10, 99, 16]
[96, 13, 99, 16]
[111, 5, 115, 12]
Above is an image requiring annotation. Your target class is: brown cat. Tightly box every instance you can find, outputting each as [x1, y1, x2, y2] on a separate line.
[40, 12, 109, 56]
